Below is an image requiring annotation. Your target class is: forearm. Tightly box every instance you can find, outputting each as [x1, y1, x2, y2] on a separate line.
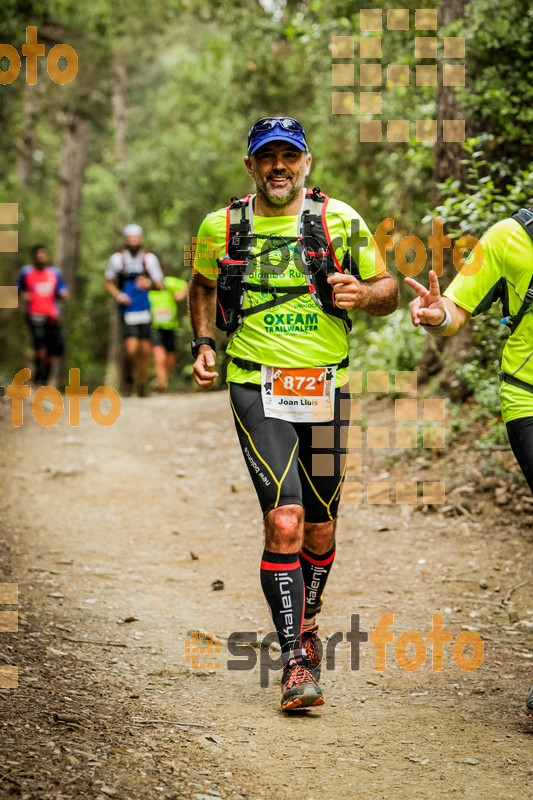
[105, 278, 120, 299]
[358, 274, 399, 316]
[189, 273, 217, 337]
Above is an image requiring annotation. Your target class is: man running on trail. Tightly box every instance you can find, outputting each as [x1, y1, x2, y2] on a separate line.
[405, 207, 533, 718]
[105, 224, 164, 396]
[148, 275, 188, 393]
[189, 116, 399, 712]
[18, 244, 68, 386]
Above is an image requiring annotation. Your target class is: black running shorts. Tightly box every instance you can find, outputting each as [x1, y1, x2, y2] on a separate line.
[228, 382, 352, 522]
[506, 416, 533, 494]
[27, 317, 64, 356]
[151, 328, 176, 352]
[120, 316, 152, 341]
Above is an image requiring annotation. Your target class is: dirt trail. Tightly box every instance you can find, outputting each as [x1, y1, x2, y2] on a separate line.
[1, 389, 533, 800]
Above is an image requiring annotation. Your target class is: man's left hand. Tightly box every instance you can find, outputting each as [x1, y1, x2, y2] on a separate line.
[327, 273, 367, 309]
[135, 275, 152, 290]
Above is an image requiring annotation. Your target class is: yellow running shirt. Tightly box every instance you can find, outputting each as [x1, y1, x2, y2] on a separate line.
[444, 217, 533, 423]
[194, 195, 385, 387]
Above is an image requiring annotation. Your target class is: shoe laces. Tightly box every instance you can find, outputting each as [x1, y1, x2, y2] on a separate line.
[302, 626, 321, 667]
[283, 661, 313, 689]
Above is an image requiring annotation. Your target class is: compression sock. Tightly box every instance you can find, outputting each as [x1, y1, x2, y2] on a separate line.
[260, 550, 305, 665]
[299, 544, 336, 626]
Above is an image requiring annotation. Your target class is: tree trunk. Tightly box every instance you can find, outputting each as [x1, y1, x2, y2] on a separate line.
[434, 0, 467, 191]
[54, 112, 90, 386]
[56, 113, 90, 296]
[17, 87, 38, 191]
[105, 56, 130, 389]
[418, 0, 471, 394]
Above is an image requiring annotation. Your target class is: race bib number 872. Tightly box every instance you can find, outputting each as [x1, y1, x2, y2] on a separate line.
[261, 366, 336, 423]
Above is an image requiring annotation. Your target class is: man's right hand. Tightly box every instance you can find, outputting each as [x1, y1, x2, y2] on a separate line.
[405, 270, 446, 327]
[193, 346, 219, 389]
[116, 291, 131, 306]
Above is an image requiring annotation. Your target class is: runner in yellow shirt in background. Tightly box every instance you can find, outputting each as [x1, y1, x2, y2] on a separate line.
[189, 116, 399, 712]
[149, 275, 188, 393]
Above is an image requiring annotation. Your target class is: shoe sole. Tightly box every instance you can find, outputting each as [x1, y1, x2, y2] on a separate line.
[281, 686, 325, 712]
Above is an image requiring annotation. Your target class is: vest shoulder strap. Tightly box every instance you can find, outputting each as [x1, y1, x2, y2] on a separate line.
[504, 209, 533, 335]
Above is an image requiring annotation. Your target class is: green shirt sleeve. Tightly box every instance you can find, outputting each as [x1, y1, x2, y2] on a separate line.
[193, 209, 226, 282]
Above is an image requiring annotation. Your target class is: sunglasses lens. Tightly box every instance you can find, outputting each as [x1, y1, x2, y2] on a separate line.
[279, 118, 302, 132]
[253, 119, 277, 132]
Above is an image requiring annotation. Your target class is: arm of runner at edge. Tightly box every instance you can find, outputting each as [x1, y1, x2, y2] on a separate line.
[189, 271, 219, 390]
[405, 270, 471, 336]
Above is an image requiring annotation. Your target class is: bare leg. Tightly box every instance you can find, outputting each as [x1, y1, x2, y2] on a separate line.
[153, 345, 168, 391]
[137, 339, 152, 387]
[124, 337, 139, 385]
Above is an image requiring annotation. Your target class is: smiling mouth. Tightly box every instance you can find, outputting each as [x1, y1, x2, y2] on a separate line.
[268, 176, 291, 186]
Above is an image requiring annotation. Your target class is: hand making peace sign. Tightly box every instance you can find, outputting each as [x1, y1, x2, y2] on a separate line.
[405, 270, 446, 327]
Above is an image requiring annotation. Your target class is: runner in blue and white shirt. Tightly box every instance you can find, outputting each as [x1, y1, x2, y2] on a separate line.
[105, 224, 163, 396]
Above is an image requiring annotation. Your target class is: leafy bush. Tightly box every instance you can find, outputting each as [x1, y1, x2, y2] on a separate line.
[430, 136, 533, 237]
[348, 307, 426, 374]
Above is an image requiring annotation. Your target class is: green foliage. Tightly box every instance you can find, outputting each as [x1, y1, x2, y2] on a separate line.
[432, 136, 533, 236]
[348, 307, 425, 374]
[461, 0, 533, 167]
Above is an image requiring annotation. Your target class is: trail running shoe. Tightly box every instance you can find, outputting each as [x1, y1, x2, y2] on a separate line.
[281, 659, 324, 712]
[524, 685, 533, 717]
[301, 625, 322, 682]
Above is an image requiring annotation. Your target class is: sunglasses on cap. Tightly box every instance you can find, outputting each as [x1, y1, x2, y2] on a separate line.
[247, 117, 308, 151]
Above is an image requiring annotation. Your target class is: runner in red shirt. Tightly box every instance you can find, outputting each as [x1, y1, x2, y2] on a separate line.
[18, 245, 68, 385]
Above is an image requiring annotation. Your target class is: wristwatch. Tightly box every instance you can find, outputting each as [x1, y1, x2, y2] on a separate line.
[191, 337, 216, 358]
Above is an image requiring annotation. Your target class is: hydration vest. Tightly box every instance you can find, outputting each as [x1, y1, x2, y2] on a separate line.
[215, 187, 359, 336]
[117, 250, 149, 291]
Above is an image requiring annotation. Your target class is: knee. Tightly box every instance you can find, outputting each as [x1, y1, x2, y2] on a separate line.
[265, 505, 303, 552]
[304, 520, 336, 554]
